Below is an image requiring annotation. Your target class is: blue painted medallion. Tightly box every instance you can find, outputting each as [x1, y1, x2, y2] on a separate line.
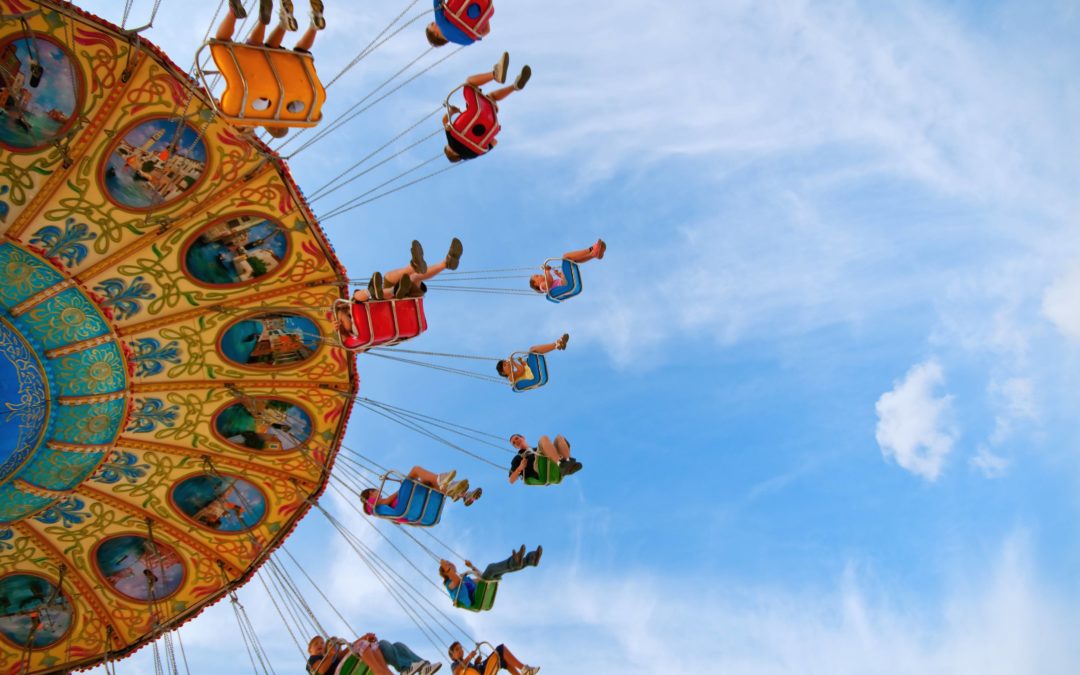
[0, 314, 48, 484]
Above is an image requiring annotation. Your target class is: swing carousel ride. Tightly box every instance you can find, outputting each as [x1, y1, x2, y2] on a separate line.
[0, 1, 590, 673]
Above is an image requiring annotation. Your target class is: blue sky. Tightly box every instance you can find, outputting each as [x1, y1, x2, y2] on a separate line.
[76, 0, 1080, 673]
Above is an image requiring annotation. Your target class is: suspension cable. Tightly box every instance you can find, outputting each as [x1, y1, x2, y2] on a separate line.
[324, 1, 426, 89]
[320, 161, 458, 219]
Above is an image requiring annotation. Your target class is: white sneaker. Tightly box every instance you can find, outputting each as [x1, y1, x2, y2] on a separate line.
[421, 662, 442, 675]
[436, 470, 457, 492]
[403, 664, 421, 675]
[521, 667, 540, 675]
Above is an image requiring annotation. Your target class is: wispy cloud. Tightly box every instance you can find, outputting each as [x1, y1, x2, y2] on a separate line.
[875, 359, 957, 481]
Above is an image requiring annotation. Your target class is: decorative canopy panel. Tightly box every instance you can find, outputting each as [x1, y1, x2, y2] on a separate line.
[0, 2, 357, 672]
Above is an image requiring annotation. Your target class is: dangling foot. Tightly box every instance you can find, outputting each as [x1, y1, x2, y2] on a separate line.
[526, 545, 543, 567]
[463, 487, 482, 506]
[446, 479, 470, 499]
[593, 238, 606, 259]
[560, 458, 582, 476]
[520, 666, 540, 675]
[367, 272, 384, 300]
[514, 65, 532, 91]
[394, 273, 413, 298]
[309, 0, 325, 29]
[436, 470, 457, 492]
[228, 0, 248, 19]
[445, 237, 463, 271]
[258, 0, 273, 24]
[410, 240, 428, 274]
[279, 0, 299, 30]
[555, 333, 570, 350]
[510, 546, 525, 567]
[493, 52, 509, 84]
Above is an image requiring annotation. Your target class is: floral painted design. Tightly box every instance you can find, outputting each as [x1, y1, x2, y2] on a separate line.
[33, 496, 89, 529]
[28, 218, 97, 268]
[129, 337, 182, 377]
[126, 398, 180, 434]
[92, 451, 150, 485]
[92, 276, 156, 320]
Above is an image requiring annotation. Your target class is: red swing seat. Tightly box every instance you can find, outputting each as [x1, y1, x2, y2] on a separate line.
[442, 0, 495, 41]
[333, 297, 427, 352]
[445, 84, 501, 157]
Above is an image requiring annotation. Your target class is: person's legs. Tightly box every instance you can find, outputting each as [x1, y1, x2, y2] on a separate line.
[245, 20, 267, 46]
[406, 466, 441, 488]
[486, 651, 517, 675]
[465, 71, 496, 88]
[481, 554, 522, 580]
[487, 85, 516, 102]
[378, 640, 423, 673]
[563, 240, 605, 263]
[294, 24, 318, 52]
[215, 2, 243, 40]
[553, 435, 572, 460]
[358, 643, 395, 675]
[496, 645, 525, 673]
[528, 333, 568, 354]
[265, 23, 287, 48]
[536, 436, 562, 463]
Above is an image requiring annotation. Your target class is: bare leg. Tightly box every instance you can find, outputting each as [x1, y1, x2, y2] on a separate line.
[498, 646, 526, 673]
[465, 71, 496, 88]
[536, 436, 562, 463]
[488, 85, 517, 102]
[265, 23, 287, 48]
[563, 241, 604, 263]
[215, 8, 239, 41]
[382, 264, 418, 286]
[407, 466, 441, 488]
[553, 435, 572, 460]
[245, 21, 267, 46]
[294, 25, 317, 52]
[336, 305, 355, 333]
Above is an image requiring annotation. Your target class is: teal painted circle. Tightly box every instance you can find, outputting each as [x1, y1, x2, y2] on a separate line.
[0, 313, 48, 484]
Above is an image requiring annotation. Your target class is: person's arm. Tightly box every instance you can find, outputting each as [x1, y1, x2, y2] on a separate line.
[463, 560, 482, 576]
[509, 460, 524, 484]
[376, 493, 396, 507]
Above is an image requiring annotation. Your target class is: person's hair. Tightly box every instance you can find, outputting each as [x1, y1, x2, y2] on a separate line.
[495, 360, 508, 376]
[360, 488, 375, 502]
[443, 145, 462, 163]
[529, 278, 541, 292]
[308, 636, 323, 649]
[509, 433, 524, 443]
[426, 23, 449, 47]
[438, 564, 451, 582]
[448, 642, 462, 658]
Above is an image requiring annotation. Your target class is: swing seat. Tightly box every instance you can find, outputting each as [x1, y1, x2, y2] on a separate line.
[543, 258, 583, 303]
[333, 297, 427, 352]
[444, 85, 501, 157]
[524, 455, 563, 486]
[440, 0, 495, 42]
[335, 654, 372, 675]
[199, 40, 326, 127]
[508, 352, 547, 392]
[453, 576, 498, 612]
[372, 476, 446, 527]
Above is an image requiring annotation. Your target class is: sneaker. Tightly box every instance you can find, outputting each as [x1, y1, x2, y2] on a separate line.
[228, 0, 247, 19]
[566, 459, 583, 475]
[279, 0, 299, 30]
[258, 0, 273, 24]
[463, 487, 482, 506]
[514, 65, 532, 91]
[493, 52, 509, 84]
[510, 546, 524, 568]
[445, 237, 463, 270]
[310, 0, 325, 29]
[555, 333, 570, 350]
[526, 545, 543, 567]
[403, 663, 422, 675]
[410, 240, 428, 274]
[521, 666, 540, 675]
[394, 273, 413, 299]
[436, 470, 457, 492]
[420, 662, 442, 675]
[367, 271, 384, 300]
[447, 479, 470, 499]
[593, 238, 606, 259]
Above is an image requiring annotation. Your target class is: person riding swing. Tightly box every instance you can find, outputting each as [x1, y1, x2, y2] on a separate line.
[443, 53, 530, 163]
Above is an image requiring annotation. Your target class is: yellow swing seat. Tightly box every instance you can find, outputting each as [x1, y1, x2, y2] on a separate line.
[198, 39, 326, 127]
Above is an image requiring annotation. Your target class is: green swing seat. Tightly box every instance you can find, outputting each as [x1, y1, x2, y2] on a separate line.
[334, 654, 372, 675]
[524, 455, 563, 486]
[453, 575, 499, 612]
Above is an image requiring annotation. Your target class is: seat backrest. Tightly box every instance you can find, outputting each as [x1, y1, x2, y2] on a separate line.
[510, 352, 548, 392]
[472, 578, 498, 611]
[402, 483, 432, 523]
[523, 455, 563, 486]
[545, 258, 583, 303]
[343, 298, 427, 352]
[206, 41, 325, 127]
[442, 0, 495, 40]
[373, 478, 413, 518]
[417, 490, 446, 527]
[447, 85, 501, 156]
[335, 654, 373, 675]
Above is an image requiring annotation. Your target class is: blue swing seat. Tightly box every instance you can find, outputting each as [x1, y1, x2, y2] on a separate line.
[508, 352, 548, 393]
[543, 258, 583, 303]
[371, 474, 446, 527]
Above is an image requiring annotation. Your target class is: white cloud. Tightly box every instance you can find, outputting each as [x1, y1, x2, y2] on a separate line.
[875, 359, 957, 481]
[971, 445, 1010, 479]
[1042, 267, 1080, 343]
